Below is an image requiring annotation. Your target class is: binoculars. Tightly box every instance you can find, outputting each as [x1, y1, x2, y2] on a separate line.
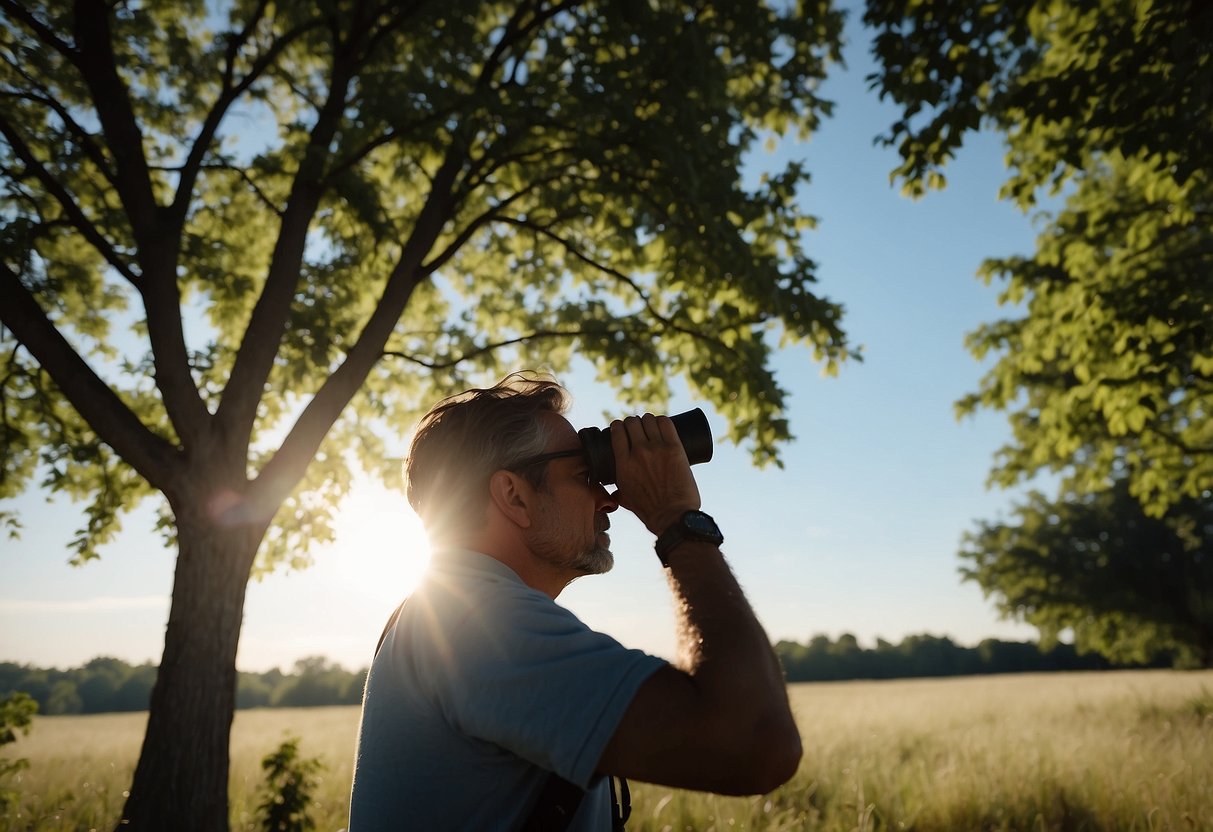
[576, 408, 714, 485]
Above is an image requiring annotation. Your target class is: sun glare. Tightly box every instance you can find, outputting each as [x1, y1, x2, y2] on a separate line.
[322, 480, 432, 610]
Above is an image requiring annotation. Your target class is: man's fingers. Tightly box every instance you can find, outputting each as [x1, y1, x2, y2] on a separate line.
[655, 414, 678, 443]
[623, 413, 678, 444]
[610, 419, 626, 443]
[630, 414, 657, 442]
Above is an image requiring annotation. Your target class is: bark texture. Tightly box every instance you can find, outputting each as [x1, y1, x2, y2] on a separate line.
[118, 502, 264, 832]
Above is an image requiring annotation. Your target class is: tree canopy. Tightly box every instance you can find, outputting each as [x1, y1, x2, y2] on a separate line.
[866, 0, 1212, 513]
[961, 482, 1213, 667]
[865, 0, 1212, 663]
[2, 0, 851, 565]
[0, 1, 851, 828]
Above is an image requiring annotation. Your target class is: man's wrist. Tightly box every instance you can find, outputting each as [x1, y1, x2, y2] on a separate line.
[654, 510, 724, 567]
[645, 506, 699, 537]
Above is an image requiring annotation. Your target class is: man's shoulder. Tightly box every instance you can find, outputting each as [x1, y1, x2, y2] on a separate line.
[419, 549, 551, 611]
[399, 550, 577, 653]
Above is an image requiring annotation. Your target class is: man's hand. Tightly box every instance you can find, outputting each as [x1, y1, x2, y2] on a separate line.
[608, 414, 701, 535]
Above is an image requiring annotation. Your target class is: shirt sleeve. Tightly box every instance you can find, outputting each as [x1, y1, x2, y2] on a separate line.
[423, 584, 667, 789]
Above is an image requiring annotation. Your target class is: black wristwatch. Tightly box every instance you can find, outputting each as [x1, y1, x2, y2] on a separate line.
[654, 510, 724, 567]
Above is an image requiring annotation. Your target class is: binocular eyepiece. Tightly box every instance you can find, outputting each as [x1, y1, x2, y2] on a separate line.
[576, 408, 714, 485]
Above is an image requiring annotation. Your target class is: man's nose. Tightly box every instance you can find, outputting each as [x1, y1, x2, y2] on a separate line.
[595, 484, 619, 513]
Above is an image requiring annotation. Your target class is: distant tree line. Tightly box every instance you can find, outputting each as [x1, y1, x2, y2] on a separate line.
[4, 634, 1177, 715]
[0, 656, 366, 716]
[774, 634, 1173, 683]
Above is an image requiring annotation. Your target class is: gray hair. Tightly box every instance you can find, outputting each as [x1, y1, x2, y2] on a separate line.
[405, 372, 571, 543]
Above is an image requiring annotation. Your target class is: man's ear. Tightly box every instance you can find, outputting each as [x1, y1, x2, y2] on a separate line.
[488, 470, 535, 529]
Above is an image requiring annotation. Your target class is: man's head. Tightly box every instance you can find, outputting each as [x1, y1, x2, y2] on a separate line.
[406, 372, 571, 542]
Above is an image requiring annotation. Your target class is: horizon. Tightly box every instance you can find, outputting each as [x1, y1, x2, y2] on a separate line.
[5, 627, 1126, 678]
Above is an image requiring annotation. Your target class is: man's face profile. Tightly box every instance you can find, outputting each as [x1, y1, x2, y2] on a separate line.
[524, 412, 617, 576]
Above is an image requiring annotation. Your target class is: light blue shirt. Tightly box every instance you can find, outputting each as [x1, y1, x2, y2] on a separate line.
[349, 549, 667, 831]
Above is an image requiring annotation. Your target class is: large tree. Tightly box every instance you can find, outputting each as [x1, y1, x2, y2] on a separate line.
[0, 1, 850, 829]
[961, 482, 1213, 667]
[864, 0, 1212, 658]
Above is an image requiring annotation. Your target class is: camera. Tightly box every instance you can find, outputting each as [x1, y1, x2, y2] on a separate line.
[576, 408, 714, 485]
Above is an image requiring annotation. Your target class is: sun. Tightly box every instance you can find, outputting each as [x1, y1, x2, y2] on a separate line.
[323, 478, 433, 610]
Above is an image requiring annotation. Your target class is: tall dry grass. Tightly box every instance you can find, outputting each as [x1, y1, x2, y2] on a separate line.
[3, 670, 1210, 831]
[629, 670, 1213, 831]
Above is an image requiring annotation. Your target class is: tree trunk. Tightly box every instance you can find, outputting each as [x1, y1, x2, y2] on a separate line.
[117, 504, 263, 832]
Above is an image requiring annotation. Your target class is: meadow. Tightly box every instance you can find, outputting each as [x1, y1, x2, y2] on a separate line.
[3, 669, 1210, 831]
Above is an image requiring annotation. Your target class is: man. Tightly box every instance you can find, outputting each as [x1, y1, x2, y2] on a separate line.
[349, 373, 801, 830]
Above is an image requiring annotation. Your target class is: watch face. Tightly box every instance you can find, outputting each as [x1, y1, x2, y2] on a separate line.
[685, 511, 721, 537]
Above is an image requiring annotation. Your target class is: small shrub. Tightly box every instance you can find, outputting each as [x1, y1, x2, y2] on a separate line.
[256, 736, 323, 832]
[1, 691, 38, 809]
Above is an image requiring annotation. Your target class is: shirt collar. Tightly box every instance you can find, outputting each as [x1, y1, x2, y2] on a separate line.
[430, 547, 525, 586]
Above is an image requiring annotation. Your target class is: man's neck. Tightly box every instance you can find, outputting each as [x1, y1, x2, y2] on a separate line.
[441, 535, 571, 600]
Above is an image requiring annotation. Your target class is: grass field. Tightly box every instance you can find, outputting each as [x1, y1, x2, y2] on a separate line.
[3, 670, 1211, 831]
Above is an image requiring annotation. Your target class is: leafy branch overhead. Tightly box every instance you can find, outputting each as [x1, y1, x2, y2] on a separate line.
[866, 0, 1212, 516]
[1, 0, 852, 567]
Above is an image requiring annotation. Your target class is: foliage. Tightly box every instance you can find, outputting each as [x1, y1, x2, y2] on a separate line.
[954, 149, 1212, 520]
[255, 738, 322, 832]
[0, 656, 366, 715]
[267, 657, 364, 708]
[0, 659, 157, 715]
[864, 0, 1212, 200]
[865, 0, 1212, 514]
[864, 0, 1213, 662]
[773, 629, 1165, 682]
[0, 691, 37, 809]
[960, 480, 1213, 667]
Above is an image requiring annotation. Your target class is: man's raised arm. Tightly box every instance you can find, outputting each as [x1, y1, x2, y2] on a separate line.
[596, 414, 802, 795]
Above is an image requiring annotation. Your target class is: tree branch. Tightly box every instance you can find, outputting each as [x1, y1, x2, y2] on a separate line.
[0, 261, 180, 489]
[0, 0, 78, 62]
[358, 0, 430, 67]
[72, 0, 215, 445]
[320, 0, 473, 184]
[170, 11, 324, 221]
[0, 70, 115, 187]
[495, 215, 758, 357]
[1148, 420, 1213, 458]
[226, 145, 469, 527]
[156, 162, 284, 217]
[456, 142, 579, 200]
[323, 101, 464, 183]
[381, 324, 633, 371]
[477, 0, 582, 91]
[422, 170, 571, 275]
[71, 0, 161, 246]
[323, 128, 399, 181]
[0, 113, 140, 285]
[213, 28, 367, 456]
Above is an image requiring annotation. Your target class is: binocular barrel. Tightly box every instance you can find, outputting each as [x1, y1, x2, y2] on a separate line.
[576, 408, 714, 485]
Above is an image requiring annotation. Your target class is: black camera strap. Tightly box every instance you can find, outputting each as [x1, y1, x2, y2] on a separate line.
[374, 601, 629, 830]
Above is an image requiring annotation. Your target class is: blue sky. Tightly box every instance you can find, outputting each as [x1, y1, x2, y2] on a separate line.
[1, 9, 1049, 671]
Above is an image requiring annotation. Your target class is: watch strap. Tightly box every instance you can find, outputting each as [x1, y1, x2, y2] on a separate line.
[654, 510, 723, 567]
